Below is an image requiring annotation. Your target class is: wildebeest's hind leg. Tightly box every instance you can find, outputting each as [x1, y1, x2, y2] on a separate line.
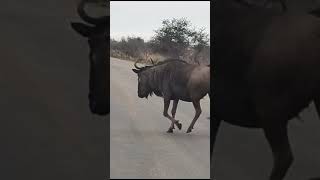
[314, 98, 320, 120]
[170, 99, 179, 130]
[211, 118, 221, 179]
[186, 100, 202, 133]
[263, 123, 293, 180]
[163, 98, 182, 133]
[211, 118, 221, 159]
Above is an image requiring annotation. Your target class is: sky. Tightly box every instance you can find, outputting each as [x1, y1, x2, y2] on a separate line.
[110, 1, 210, 41]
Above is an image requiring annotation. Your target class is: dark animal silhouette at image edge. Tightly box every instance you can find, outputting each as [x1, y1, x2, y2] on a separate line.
[70, 0, 109, 115]
[264, 0, 287, 11]
[235, 0, 287, 12]
[132, 59, 210, 133]
[213, 0, 320, 180]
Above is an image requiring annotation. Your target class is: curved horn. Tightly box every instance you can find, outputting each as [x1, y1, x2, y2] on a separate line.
[134, 59, 143, 69]
[77, 0, 108, 25]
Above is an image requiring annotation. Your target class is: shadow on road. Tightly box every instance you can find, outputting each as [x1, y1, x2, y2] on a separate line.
[162, 131, 209, 139]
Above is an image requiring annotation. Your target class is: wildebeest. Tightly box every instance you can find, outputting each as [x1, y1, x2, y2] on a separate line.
[264, 0, 287, 11]
[70, 0, 109, 115]
[132, 59, 210, 133]
[213, 0, 320, 179]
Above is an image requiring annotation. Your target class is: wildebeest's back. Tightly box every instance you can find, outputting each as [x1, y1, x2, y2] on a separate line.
[158, 60, 210, 102]
[159, 61, 192, 101]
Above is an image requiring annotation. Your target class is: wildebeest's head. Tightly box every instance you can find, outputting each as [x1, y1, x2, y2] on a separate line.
[132, 59, 155, 98]
[70, 0, 109, 115]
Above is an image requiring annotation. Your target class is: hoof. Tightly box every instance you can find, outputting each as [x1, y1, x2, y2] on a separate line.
[186, 127, 193, 133]
[167, 128, 173, 133]
[176, 122, 182, 130]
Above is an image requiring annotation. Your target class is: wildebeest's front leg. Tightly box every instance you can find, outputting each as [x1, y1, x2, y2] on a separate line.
[170, 99, 179, 130]
[211, 117, 221, 159]
[186, 100, 202, 133]
[163, 98, 182, 133]
[171, 99, 179, 118]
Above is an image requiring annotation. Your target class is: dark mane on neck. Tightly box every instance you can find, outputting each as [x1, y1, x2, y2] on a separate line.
[154, 59, 188, 66]
[141, 59, 188, 98]
[135, 59, 188, 74]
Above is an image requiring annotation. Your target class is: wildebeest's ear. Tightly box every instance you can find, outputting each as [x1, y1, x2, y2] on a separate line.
[70, 22, 93, 37]
[132, 69, 139, 74]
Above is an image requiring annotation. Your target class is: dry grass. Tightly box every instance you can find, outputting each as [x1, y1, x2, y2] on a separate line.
[110, 48, 210, 65]
[110, 50, 166, 64]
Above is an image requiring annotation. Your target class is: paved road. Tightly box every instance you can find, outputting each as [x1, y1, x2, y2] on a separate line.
[110, 57, 210, 179]
[0, 1, 107, 180]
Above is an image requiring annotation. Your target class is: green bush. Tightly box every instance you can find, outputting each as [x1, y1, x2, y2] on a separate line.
[110, 18, 210, 65]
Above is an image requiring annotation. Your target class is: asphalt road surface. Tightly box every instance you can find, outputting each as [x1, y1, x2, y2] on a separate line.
[0, 1, 107, 180]
[110, 57, 210, 179]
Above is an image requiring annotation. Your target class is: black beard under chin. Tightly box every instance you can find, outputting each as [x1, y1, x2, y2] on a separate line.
[148, 91, 154, 97]
[143, 91, 154, 99]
